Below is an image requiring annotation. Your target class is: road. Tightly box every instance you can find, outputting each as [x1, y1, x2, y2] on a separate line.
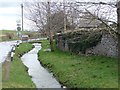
[0, 40, 19, 63]
[0, 38, 47, 63]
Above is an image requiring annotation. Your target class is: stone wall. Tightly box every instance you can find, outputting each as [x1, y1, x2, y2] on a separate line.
[56, 35, 69, 51]
[86, 34, 118, 57]
[56, 32, 118, 57]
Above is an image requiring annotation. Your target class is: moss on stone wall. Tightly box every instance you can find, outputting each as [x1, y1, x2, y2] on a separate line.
[56, 30, 102, 54]
[68, 32, 102, 54]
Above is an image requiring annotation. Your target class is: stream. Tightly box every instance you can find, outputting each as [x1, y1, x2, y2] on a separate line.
[21, 43, 61, 88]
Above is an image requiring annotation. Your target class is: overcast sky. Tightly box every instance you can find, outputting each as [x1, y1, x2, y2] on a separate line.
[0, 0, 22, 30]
[0, 0, 117, 30]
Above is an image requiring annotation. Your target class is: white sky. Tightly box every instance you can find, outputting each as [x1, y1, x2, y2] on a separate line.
[0, 0, 117, 30]
[0, 7, 21, 30]
[0, 0, 27, 30]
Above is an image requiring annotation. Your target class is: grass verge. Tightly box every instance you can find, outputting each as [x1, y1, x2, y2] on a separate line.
[38, 40, 118, 88]
[2, 43, 36, 88]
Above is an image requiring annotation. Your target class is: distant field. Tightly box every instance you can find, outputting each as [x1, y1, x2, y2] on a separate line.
[0, 30, 17, 34]
[0, 30, 41, 42]
[0, 30, 30, 35]
[0, 30, 18, 42]
[0, 30, 16, 37]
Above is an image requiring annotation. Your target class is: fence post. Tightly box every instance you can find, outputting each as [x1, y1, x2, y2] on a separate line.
[3, 52, 11, 81]
[0, 63, 2, 89]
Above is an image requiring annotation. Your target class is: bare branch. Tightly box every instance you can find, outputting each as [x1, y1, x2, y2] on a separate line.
[85, 9, 118, 36]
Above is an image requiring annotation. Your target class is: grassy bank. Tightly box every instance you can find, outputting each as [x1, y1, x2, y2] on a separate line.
[38, 40, 118, 88]
[2, 43, 36, 88]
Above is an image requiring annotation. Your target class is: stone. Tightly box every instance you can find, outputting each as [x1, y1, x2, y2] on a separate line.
[43, 49, 51, 52]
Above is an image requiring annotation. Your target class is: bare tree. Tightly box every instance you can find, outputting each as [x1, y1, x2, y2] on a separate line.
[24, 2, 48, 34]
[24, 1, 68, 51]
[24, 0, 118, 44]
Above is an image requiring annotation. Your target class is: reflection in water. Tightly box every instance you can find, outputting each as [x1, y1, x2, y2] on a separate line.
[21, 43, 61, 88]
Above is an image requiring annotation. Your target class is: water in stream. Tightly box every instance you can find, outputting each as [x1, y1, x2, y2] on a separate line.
[21, 43, 61, 88]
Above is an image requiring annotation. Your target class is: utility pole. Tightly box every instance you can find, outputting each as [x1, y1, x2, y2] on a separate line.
[47, 0, 54, 51]
[21, 4, 23, 39]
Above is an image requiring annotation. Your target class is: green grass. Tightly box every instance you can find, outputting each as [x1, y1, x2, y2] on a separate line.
[0, 30, 16, 34]
[0, 30, 18, 42]
[0, 30, 31, 35]
[2, 43, 36, 88]
[0, 30, 41, 42]
[38, 40, 118, 88]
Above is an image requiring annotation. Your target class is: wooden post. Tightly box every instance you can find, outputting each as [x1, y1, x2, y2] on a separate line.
[21, 4, 23, 40]
[3, 52, 11, 81]
[0, 63, 2, 89]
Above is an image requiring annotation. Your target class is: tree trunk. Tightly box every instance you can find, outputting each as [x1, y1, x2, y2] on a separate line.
[117, 1, 120, 80]
[47, 1, 54, 52]
[117, 1, 120, 57]
[63, 0, 67, 32]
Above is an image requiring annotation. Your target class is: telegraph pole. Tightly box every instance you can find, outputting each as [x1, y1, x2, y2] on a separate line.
[21, 4, 23, 39]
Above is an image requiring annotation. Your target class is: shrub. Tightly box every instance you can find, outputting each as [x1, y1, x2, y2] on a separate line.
[56, 30, 102, 54]
[68, 33, 102, 54]
[5, 33, 14, 39]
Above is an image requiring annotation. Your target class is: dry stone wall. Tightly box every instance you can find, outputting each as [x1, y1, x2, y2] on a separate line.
[86, 34, 118, 57]
[56, 31, 118, 57]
